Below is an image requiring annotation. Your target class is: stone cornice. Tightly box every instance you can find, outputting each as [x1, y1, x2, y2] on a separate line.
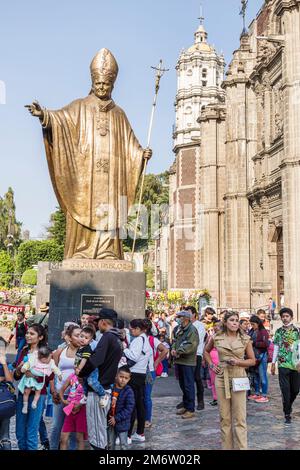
[279, 159, 300, 169]
[250, 46, 284, 82]
[274, 0, 300, 16]
[173, 142, 200, 154]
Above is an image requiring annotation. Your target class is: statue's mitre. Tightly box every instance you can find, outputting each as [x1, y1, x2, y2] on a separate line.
[90, 48, 119, 83]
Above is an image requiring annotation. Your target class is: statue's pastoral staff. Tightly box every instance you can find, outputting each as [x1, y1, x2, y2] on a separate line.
[26, 48, 152, 260]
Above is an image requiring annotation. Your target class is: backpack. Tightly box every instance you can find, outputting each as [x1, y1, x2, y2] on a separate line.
[149, 336, 163, 377]
[0, 382, 16, 420]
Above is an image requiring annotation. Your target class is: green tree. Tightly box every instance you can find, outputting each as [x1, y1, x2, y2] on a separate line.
[21, 269, 38, 286]
[0, 187, 22, 253]
[15, 240, 64, 274]
[0, 250, 15, 288]
[47, 207, 66, 246]
[123, 171, 169, 252]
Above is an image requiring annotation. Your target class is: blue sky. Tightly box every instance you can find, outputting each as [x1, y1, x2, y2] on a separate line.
[0, 0, 263, 238]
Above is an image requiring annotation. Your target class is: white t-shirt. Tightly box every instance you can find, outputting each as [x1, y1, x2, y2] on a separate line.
[193, 320, 206, 356]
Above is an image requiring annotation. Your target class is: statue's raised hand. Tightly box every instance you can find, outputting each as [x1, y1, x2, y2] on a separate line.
[25, 101, 44, 119]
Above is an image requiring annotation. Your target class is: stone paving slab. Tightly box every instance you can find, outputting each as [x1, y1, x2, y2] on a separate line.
[8, 371, 300, 450]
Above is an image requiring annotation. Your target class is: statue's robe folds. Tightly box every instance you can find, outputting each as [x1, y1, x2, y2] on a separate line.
[42, 94, 144, 259]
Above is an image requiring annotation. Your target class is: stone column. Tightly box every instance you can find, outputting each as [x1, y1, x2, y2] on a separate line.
[280, 3, 300, 318]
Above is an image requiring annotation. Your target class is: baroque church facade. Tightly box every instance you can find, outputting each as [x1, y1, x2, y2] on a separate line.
[167, 0, 300, 317]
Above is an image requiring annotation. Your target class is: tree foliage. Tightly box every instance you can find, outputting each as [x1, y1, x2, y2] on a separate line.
[47, 207, 66, 246]
[0, 250, 15, 288]
[0, 187, 22, 252]
[123, 171, 169, 252]
[21, 269, 37, 286]
[15, 240, 64, 274]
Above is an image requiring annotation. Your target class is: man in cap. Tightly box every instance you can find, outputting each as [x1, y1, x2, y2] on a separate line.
[26, 302, 50, 328]
[171, 311, 199, 419]
[79, 308, 123, 449]
[26, 48, 152, 260]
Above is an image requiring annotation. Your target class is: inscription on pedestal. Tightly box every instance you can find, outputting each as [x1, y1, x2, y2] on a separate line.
[81, 294, 115, 315]
[62, 259, 134, 272]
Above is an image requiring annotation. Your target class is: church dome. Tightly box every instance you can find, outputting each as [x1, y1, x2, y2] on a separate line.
[187, 42, 212, 53]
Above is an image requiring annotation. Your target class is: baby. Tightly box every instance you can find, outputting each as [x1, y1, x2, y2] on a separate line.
[18, 346, 62, 414]
[75, 325, 110, 407]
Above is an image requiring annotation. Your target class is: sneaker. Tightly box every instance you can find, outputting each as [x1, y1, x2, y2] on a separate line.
[131, 433, 145, 442]
[80, 395, 87, 405]
[127, 437, 132, 445]
[209, 400, 218, 406]
[284, 415, 292, 425]
[248, 394, 260, 401]
[255, 396, 269, 403]
[115, 437, 120, 446]
[0, 439, 12, 451]
[40, 440, 50, 450]
[22, 403, 28, 414]
[176, 401, 184, 409]
[181, 411, 196, 419]
[99, 394, 110, 408]
[161, 372, 168, 378]
[176, 408, 187, 415]
[32, 401, 38, 410]
[197, 401, 205, 411]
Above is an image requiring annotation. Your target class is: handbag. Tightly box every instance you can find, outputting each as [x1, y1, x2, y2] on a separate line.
[0, 382, 16, 420]
[232, 377, 250, 392]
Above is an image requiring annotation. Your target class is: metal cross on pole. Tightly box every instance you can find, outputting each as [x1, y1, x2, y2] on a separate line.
[240, 0, 248, 34]
[131, 60, 169, 261]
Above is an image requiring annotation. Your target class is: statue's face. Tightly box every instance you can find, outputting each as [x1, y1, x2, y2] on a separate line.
[92, 76, 113, 100]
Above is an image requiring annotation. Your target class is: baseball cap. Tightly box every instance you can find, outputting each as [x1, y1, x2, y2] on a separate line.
[176, 310, 192, 320]
[97, 308, 118, 322]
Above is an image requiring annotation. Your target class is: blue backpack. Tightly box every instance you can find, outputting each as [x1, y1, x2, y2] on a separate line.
[0, 382, 16, 420]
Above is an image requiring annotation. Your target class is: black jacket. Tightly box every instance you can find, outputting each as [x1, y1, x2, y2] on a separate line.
[79, 328, 123, 389]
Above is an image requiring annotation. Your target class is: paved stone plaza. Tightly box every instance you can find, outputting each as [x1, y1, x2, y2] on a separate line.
[9, 368, 300, 451]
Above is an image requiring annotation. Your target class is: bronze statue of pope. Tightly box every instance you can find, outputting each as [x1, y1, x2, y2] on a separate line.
[26, 48, 152, 260]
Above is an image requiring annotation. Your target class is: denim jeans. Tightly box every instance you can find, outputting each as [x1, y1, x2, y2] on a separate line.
[144, 371, 156, 422]
[254, 352, 268, 396]
[162, 359, 169, 374]
[87, 369, 106, 397]
[0, 418, 10, 442]
[177, 365, 196, 412]
[107, 427, 128, 450]
[16, 337, 26, 364]
[49, 399, 77, 450]
[16, 392, 46, 450]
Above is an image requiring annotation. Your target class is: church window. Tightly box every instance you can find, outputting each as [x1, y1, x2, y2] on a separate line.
[202, 69, 207, 78]
[202, 81, 207, 87]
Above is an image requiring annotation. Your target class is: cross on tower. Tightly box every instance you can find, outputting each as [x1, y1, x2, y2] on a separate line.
[198, 2, 205, 25]
[240, 0, 248, 34]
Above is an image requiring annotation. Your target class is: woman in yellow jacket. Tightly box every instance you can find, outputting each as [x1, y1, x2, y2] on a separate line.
[204, 311, 255, 450]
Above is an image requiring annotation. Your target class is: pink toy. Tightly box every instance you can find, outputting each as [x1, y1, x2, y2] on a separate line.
[63, 373, 85, 416]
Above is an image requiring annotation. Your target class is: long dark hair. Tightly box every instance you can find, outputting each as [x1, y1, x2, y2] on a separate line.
[250, 315, 265, 330]
[27, 324, 48, 347]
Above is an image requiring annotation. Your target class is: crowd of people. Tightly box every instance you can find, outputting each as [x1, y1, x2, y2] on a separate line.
[0, 303, 299, 451]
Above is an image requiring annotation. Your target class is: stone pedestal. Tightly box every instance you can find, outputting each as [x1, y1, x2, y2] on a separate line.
[48, 269, 146, 349]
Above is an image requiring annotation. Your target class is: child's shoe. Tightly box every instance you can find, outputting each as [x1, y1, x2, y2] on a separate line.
[22, 402, 29, 414]
[99, 393, 110, 408]
[80, 395, 88, 405]
[115, 437, 120, 446]
[32, 401, 38, 410]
